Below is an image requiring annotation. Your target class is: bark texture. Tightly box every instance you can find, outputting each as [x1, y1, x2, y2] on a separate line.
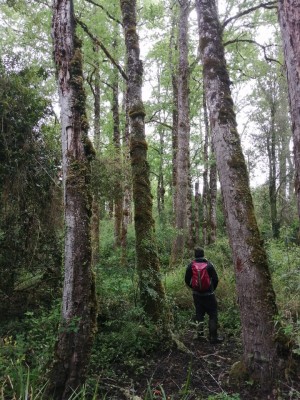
[120, 0, 169, 325]
[169, 4, 179, 213]
[196, 0, 285, 384]
[49, 1, 97, 398]
[112, 54, 123, 248]
[171, 0, 190, 265]
[278, 0, 300, 223]
[209, 144, 217, 244]
[202, 89, 210, 245]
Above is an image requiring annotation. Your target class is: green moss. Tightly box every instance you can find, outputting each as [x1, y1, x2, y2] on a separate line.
[69, 34, 89, 134]
[227, 153, 246, 169]
[229, 360, 249, 386]
[129, 102, 146, 119]
[127, 27, 136, 34]
[199, 36, 213, 53]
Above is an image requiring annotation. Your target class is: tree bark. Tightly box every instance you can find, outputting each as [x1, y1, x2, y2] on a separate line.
[120, 0, 169, 327]
[196, 0, 286, 384]
[112, 72, 123, 247]
[278, 0, 300, 224]
[194, 181, 201, 243]
[48, 1, 97, 398]
[112, 29, 123, 247]
[157, 127, 166, 220]
[171, 0, 190, 265]
[209, 143, 217, 244]
[169, 4, 179, 214]
[267, 104, 280, 238]
[120, 85, 132, 266]
[202, 88, 210, 245]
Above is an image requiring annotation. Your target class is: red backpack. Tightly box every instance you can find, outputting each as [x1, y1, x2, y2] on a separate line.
[191, 261, 211, 292]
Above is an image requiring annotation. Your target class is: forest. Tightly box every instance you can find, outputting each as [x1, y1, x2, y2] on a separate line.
[0, 0, 300, 399]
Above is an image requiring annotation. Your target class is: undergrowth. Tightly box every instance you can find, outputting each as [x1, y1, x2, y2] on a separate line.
[0, 227, 299, 399]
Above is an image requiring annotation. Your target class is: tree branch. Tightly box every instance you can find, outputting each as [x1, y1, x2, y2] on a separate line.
[222, 1, 277, 30]
[224, 38, 282, 65]
[76, 18, 128, 81]
[145, 114, 173, 130]
[84, 0, 123, 26]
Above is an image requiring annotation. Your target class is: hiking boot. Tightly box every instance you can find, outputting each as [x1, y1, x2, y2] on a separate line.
[209, 336, 224, 344]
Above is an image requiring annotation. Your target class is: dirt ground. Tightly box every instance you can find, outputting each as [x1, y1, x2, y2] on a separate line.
[98, 328, 300, 400]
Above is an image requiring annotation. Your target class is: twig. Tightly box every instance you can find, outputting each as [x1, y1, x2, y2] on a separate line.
[224, 38, 282, 65]
[84, 0, 123, 26]
[222, 1, 277, 30]
[76, 18, 128, 81]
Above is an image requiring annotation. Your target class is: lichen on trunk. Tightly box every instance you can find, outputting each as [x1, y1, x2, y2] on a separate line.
[196, 0, 291, 385]
[47, 1, 97, 398]
[120, 0, 171, 332]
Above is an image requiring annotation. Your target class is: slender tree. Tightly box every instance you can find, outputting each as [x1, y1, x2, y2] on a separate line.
[120, 0, 170, 327]
[169, 2, 179, 213]
[170, 0, 191, 265]
[112, 28, 123, 248]
[209, 143, 217, 243]
[202, 89, 210, 244]
[47, 0, 97, 398]
[278, 0, 300, 229]
[196, 0, 290, 384]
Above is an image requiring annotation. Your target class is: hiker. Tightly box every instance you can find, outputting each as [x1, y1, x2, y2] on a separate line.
[185, 247, 223, 344]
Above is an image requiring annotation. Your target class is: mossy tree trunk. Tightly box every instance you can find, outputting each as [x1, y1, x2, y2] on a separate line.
[209, 142, 217, 244]
[121, 85, 132, 266]
[194, 181, 201, 243]
[157, 126, 166, 220]
[202, 89, 210, 245]
[196, 0, 288, 384]
[278, 0, 300, 227]
[170, 0, 190, 265]
[48, 1, 97, 398]
[169, 5, 179, 214]
[120, 0, 169, 326]
[267, 102, 280, 238]
[91, 46, 101, 267]
[112, 29, 123, 248]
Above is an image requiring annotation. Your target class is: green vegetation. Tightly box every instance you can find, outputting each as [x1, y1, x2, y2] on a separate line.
[1, 0, 300, 398]
[0, 221, 299, 398]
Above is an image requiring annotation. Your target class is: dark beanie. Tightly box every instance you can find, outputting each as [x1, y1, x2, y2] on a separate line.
[195, 247, 204, 258]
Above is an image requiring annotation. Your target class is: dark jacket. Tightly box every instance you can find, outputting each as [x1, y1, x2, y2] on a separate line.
[185, 257, 218, 295]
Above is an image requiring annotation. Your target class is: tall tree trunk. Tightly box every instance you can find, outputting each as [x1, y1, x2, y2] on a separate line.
[169, 5, 179, 214]
[278, 0, 300, 225]
[209, 143, 217, 244]
[120, 85, 131, 266]
[194, 181, 201, 243]
[91, 197, 100, 267]
[267, 105, 280, 238]
[186, 169, 194, 249]
[157, 127, 166, 220]
[112, 28, 123, 248]
[120, 0, 169, 327]
[93, 47, 101, 150]
[48, 1, 97, 398]
[112, 71, 123, 247]
[171, 0, 190, 265]
[91, 47, 101, 267]
[196, 0, 288, 384]
[202, 89, 210, 245]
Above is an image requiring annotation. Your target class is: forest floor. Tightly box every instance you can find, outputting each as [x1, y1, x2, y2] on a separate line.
[99, 328, 300, 400]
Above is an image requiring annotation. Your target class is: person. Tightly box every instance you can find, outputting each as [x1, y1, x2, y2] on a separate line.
[185, 247, 223, 344]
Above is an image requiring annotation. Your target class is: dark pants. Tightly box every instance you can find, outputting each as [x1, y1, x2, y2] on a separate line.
[193, 293, 218, 339]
